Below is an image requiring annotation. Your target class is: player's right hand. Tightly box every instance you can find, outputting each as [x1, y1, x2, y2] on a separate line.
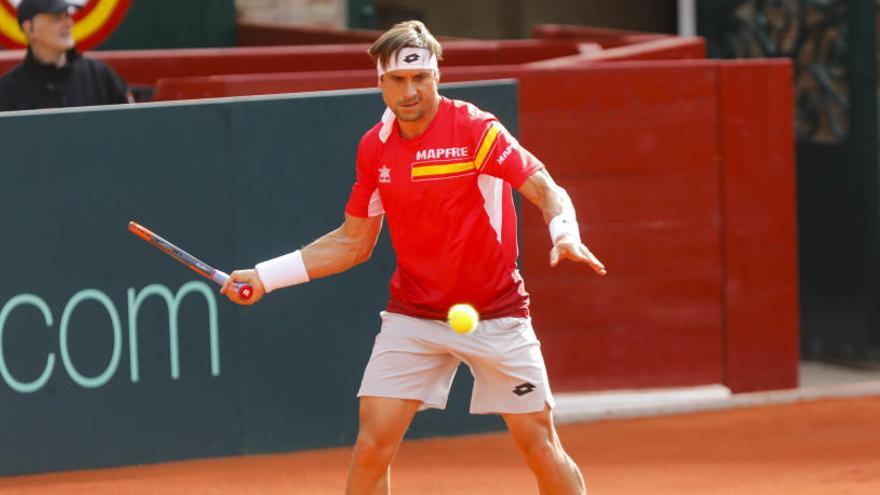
[550, 235, 607, 276]
[221, 269, 266, 305]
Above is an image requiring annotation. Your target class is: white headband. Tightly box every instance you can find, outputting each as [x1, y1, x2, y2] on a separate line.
[377, 47, 439, 76]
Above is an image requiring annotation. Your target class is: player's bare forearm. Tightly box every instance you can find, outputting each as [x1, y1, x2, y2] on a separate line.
[301, 213, 383, 279]
[221, 213, 382, 305]
[517, 168, 606, 275]
[517, 168, 572, 223]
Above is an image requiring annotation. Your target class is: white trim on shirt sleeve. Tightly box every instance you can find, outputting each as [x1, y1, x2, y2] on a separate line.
[368, 188, 385, 216]
[477, 174, 504, 244]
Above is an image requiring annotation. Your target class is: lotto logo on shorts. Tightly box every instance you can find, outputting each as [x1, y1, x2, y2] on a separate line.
[512, 382, 536, 396]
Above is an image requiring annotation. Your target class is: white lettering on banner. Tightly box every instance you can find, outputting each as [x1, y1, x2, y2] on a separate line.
[0, 281, 221, 394]
[0, 295, 55, 394]
[59, 289, 123, 389]
[128, 282, 220, 382]
[416, 147, 469, 161]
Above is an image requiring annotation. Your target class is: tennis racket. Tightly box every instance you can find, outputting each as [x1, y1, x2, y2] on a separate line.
[128, 221, 253, 300]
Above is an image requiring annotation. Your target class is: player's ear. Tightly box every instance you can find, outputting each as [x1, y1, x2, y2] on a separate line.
[21, 20, 33, 35]
[434, 70, 441, 83]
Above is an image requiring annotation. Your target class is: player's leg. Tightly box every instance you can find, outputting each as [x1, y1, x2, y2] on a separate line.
[455, 316, 583, 493]
[349, 312, 462, 494]
[502, 404, 586, 495]
[346, 396, 421, 495]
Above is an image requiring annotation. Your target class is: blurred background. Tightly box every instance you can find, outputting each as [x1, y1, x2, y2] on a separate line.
[1, 0, 878, 480]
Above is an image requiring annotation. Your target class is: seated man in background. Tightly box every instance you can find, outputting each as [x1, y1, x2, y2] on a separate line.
[0, 0, 131, 112]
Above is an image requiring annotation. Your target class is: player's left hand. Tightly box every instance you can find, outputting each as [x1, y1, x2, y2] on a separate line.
[550, 235, 607, 276]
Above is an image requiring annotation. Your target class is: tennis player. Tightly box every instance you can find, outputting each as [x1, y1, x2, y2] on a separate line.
[222, 20, 605, 495]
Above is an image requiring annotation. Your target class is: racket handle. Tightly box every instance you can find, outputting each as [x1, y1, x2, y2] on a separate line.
[237, 284, 254, 301]
[215, 271, 253, 301]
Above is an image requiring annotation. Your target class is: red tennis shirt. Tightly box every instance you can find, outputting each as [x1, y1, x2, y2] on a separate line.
[345, 96, 543, 319]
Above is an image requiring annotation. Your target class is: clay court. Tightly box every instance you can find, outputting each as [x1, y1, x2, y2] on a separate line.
[1, 395, 877, 495]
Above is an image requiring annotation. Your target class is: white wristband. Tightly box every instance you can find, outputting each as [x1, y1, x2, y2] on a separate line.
[549, 214, 581, 244]
[255, 250, 310, 293]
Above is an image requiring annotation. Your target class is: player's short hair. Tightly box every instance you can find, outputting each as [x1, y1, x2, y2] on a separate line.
[369, 20, 443, 73]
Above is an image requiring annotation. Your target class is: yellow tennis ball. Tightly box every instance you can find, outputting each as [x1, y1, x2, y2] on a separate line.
[447, 304, 479, 334]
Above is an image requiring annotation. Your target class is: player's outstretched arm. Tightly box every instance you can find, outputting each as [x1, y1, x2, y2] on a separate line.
[300, 213, 384, 279]
[517, 169, 607, 275]
[221, 213, 383, 305]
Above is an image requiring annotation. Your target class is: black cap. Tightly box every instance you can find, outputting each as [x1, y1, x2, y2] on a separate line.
[16, 0, 75, 25]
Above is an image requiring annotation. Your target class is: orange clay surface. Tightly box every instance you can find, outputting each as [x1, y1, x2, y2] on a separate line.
[1, 396, 878, 494]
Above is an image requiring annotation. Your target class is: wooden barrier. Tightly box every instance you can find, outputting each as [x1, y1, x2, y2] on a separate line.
[0, 40, 581, 86]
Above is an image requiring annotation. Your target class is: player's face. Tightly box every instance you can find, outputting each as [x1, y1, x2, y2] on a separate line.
[24, 10, 75, 53]
[380, 69, 439, 123]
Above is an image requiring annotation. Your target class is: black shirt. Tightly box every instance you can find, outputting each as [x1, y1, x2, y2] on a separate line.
[0, 47, 129, 112]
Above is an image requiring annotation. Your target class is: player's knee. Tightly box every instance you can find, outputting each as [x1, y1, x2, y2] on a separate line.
[352, 433, 396, 467]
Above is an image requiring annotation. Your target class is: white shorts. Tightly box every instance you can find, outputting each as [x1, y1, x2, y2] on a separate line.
[358, 311, 555, 415]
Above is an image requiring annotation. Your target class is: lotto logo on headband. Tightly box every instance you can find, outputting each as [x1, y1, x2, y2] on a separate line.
[377, 47, 439, 76]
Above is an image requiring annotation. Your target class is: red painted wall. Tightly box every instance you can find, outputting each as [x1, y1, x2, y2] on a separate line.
[527, 37, 705, 66]
[516, 64, 724, 390]
[717, 61, 799, 392]
[532, 24, 671, 48]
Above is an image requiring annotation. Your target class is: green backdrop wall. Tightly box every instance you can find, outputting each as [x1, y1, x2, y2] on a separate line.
[100, 0, 236, 49]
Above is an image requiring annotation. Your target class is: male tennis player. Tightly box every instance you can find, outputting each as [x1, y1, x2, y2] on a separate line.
[222, 20, 605, 495]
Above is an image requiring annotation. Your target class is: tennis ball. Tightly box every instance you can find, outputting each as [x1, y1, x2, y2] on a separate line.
[447, 304, 479, 334]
